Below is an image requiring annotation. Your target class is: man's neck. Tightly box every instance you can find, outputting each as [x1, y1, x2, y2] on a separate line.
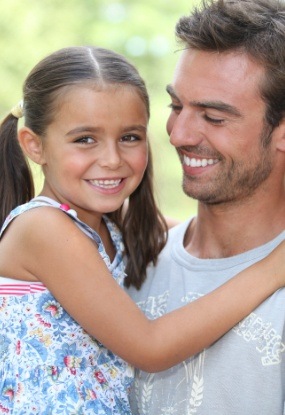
[184, 192, 285, 259]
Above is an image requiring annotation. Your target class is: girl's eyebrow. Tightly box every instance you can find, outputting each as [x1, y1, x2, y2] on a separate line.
[166, 84, 242, 118]
[121, 125, 147, 133]
[66, 125, 147, 136]
[66, 126, 101, 136]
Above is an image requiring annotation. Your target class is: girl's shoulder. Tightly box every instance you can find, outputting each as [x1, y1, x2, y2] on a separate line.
[2, 199, 45, 228]
[1, 197, 124, 264]
[0, 198, 51, 238]
[1, 197, 101, 244]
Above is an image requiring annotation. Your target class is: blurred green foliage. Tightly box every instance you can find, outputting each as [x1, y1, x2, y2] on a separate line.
[0, 0, 199, 220]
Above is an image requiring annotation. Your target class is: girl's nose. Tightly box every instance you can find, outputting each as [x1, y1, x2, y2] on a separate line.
[98, 143, 122, 170]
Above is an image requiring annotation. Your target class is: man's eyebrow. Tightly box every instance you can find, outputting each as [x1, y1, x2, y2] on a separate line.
[166, 84, 179, 100]
[166, 84, 242, 117]
[191, 100, 242, 117]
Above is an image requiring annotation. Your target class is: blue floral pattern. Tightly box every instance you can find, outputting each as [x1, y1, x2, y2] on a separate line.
[0, 198, 133, 414]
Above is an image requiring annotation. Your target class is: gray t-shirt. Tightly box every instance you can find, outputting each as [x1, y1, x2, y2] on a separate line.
[126, 220, 285, 415]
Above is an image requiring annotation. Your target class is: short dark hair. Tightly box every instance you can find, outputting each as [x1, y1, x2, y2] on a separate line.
[176, 0, 285, 128]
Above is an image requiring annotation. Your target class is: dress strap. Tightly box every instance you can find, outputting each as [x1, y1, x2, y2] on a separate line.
[0, 197, 101, 245]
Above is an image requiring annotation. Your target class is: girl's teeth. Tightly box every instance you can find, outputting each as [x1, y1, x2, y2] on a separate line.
[90, 179, 121, 189]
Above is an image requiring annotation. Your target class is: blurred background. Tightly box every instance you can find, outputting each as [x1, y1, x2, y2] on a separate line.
[0, 0, 199, 221]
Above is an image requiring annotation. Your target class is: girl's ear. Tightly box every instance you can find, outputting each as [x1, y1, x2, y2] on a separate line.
[18, 127, 46, 165]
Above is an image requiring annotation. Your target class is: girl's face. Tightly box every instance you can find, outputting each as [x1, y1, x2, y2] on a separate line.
[39, 84, 149, 229]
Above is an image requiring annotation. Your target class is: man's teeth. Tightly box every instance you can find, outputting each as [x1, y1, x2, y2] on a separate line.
[183, 155, 218, 167]
[90, 179, 122, 188]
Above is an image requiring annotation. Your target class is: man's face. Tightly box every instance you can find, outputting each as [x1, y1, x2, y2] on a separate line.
[166, 49, 274, 205]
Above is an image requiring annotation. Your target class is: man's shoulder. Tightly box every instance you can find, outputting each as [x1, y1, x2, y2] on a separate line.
[167, 217, 193, 242]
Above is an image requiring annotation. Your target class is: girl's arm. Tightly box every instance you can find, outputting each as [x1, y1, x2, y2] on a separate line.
[2, 207, 284, 372]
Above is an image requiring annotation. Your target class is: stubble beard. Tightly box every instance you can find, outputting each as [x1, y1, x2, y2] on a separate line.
[181, 132, 274, 206]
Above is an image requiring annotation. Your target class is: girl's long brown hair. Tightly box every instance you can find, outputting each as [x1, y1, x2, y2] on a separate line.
[0, 46, 167, 289]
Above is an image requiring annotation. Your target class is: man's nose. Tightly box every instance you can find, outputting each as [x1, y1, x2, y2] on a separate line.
[167, 111, 203, 148]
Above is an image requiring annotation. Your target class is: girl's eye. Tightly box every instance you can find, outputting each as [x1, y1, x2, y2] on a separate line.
[75, 136, 95, 144]
[121, 134, 140, 142]
[204, 114, 224, 125]
[168, 103, 182, 113]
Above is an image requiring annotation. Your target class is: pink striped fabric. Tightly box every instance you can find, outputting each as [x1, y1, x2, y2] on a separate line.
[0, 283, 46, 295]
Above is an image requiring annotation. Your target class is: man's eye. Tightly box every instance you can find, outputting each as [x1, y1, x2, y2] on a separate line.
[204, 114, 224, 125]
[168, 103, 182, 113]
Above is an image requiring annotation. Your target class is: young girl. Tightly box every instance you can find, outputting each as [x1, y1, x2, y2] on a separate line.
[0, 46, 284, 415]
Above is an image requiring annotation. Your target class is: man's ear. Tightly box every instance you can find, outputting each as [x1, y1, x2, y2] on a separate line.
[275, 118, 285, 153]
[18, 127, 46, 165]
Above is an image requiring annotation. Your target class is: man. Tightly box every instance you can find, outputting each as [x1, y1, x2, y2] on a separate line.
[127, 0, 285, 414]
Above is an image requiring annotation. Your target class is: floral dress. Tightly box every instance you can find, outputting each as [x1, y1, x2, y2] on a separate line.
[0, 197, 134, 415]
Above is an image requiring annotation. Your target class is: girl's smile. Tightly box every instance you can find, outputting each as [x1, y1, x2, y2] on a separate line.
[87, 177, 125, 193]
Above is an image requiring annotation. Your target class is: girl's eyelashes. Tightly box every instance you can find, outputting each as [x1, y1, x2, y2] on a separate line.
[74, 136, 95, 144]
[74, 134, 143, 144]
[120, 134, 141, 142]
